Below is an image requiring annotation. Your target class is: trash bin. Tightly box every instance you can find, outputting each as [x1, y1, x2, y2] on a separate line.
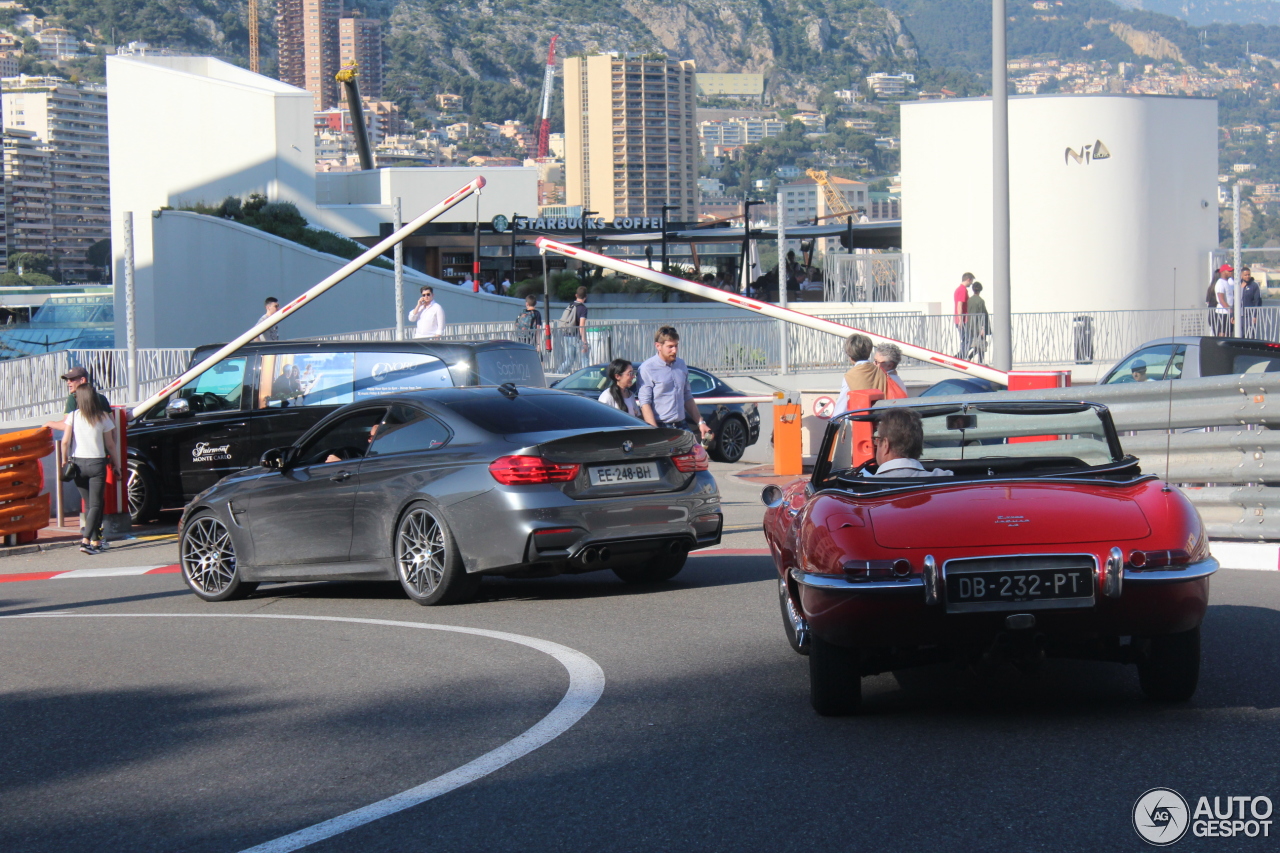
[1072, 315, 1094, 365]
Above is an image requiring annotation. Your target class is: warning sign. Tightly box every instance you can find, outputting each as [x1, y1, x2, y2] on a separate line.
[813, 396, 836, 419]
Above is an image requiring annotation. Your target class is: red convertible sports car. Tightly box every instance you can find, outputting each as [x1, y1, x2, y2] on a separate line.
[762, 401, 1217, 716]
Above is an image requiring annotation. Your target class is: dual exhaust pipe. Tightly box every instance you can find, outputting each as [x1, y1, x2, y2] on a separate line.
[578, 539, 686, 566]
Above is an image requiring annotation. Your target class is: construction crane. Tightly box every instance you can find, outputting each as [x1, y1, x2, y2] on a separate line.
[805, 168, 855, 217]
[248, 0, 259, 73]
[336, 63, 376, 171]
[535, 36, 558, 159]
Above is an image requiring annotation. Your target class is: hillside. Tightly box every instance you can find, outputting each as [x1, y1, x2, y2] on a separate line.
[1117, 0, 1280, 27]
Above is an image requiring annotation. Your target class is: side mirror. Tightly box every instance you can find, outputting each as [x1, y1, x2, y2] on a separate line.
[761, 484, 784, 508]
[260, 446, 295, 470]
[166, 397, 192, 419]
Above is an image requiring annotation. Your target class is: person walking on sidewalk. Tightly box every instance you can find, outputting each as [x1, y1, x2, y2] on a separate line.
[637, 326, 712, 440]
[61, 384, 123, 555]
[557, 287, 589, 374]
[954, 273, 973, 358]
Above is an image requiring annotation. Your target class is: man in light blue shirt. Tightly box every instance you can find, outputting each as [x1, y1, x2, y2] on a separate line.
[637, 326, 712, 440]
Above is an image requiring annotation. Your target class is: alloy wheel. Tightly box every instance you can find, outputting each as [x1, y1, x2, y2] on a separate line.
[181, 516, 237, 595]
[398, 508, 447, 597]
[718, 417, 747, 462]
[127, 466, 145, 519]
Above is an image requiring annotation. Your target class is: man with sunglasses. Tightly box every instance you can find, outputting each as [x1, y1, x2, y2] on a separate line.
[865, 408, 953, 478]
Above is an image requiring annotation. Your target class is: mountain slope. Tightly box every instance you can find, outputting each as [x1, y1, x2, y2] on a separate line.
[1116, 0, 1280, 27]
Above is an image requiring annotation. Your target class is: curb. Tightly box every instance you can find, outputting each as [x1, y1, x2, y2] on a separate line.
[0, 564, 180, 584]
[0, 531, 178, 560]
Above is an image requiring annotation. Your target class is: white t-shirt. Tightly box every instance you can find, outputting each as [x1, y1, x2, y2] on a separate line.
[1215, 277, 1236, 314]
[598, 387, 640, 417]
[64, 410, 114, 459]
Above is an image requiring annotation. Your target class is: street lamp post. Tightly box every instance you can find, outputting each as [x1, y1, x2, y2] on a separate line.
[510, 212, 519, 284]
[992, 0, 1012, 371]
[660, 203, 677, 273]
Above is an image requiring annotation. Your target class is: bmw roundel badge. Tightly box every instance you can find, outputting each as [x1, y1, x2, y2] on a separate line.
[622, 440, 633, 453]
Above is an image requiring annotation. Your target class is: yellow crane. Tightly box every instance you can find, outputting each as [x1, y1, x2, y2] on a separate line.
[805, 168, 854, 217]
[248, 0, 259, 73]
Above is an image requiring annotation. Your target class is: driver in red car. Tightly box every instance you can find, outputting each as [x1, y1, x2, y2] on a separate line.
[865, 409, 954, 479]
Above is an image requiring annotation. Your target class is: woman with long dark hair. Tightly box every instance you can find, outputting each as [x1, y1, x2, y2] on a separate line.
[60, 384, 123, 554]
[597, 358, 640, 417]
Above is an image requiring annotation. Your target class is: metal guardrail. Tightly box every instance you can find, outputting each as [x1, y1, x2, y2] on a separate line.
[0, 348, 193, 421]
[893, 372, 1280, 539]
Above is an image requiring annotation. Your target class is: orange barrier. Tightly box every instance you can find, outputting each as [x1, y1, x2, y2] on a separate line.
[0, 459, 42, 503]
[0, 427, 54, 464]
[0, 426, 52, 542]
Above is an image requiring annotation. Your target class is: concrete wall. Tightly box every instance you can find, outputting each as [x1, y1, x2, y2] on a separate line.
[313, 167, 539, 238]
[142, 212, 520, 348]
[901, 94, 1218, 314]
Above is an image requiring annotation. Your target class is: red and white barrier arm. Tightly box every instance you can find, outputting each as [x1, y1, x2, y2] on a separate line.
[131, 177, 487, 420]
[535, 237, 1008, 385]
[698, 395, 779, 405]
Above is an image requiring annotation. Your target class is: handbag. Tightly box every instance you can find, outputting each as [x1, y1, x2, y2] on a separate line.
[60, 460, 80, 481]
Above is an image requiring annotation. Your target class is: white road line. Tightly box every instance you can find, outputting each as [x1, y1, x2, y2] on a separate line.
[1210, 542, 1280, 571]
[1, 612, 605, 852]
[51, 566, 170, 579]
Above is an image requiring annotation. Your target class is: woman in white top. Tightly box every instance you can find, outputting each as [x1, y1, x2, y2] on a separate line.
[61, 384, 122, 554]
[597, 358, 640, 418]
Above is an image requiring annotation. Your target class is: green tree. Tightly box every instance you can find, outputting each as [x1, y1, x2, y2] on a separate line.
[8, 252, 52, 275]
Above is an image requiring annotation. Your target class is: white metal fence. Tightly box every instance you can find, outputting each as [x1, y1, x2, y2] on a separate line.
[824, 253, 905, 303]
[291, 307, 1280, 377]
[0, 348, 193, 421]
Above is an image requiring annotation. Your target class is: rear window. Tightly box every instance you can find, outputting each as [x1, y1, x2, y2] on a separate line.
[474, 347, 546, 387]
[441, 392, 638, 435]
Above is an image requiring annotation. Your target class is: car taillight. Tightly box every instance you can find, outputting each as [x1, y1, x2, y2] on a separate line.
[489, 455, 580, 485]
[1127, 549, 1193, 570]
[672, 444, 709, 472]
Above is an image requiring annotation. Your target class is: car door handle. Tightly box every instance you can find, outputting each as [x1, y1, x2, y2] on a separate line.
[330, 471, 352, 482]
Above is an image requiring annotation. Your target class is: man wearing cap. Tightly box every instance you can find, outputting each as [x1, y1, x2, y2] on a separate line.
[1215, 263, 1236, 336]
[44, 366, 110, 432]
[1130, 359, 1149, 382]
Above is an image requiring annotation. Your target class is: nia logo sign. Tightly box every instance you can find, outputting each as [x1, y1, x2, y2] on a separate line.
[1134, 788, 1190, 846]
[1065, 139, 1112, 165]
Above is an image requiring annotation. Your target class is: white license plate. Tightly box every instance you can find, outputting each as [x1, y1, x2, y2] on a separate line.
[589, 462, 660, 485]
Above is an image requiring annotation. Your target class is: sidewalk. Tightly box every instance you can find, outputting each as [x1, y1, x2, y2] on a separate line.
[0, 514, 178, 560]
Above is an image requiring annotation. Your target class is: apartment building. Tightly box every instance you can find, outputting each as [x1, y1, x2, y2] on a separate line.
[338, 14, 383, 99]
[0, 128, 52, 269]
[277, 0, 341, 110]
[865, 72, 915, 99]
[0, 77, 108, 280]
[698, 117, 785, 147]
[564, 53, 698, 222]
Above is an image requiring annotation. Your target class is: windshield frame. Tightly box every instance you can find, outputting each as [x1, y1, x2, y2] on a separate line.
[811, 400, 1127, 488]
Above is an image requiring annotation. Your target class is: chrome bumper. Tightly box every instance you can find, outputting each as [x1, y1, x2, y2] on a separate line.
[1123, 556, 1219, 583]
[790, 568, 924, 593]
[792, 555, 1218, 600]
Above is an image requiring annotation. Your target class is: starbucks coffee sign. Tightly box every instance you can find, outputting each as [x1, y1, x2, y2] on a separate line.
[494, 215, 666, 233]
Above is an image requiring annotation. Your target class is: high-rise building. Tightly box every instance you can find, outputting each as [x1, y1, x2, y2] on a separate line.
[338, 15, 383, 99]
[564, 53, 697, 223]
[0, 77, 108, 281]
[0, 128, 53, 270]
[277, 0, 341, 110]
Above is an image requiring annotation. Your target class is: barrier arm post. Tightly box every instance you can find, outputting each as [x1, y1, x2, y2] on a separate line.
[535, 237, 1009, 385]
[130, 177, 486, 420]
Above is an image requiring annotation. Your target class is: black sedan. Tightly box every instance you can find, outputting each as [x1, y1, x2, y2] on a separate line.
[177, 385, 722, 606]
[551, 363, 762, 462]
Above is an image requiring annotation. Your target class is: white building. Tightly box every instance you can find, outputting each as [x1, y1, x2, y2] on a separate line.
[866, 73, 915, 99]
[698, 117, 786, 147]
[108, 55, 532, 348]
[900, 94, 1217, 314]
[780, 175, 870, 255]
